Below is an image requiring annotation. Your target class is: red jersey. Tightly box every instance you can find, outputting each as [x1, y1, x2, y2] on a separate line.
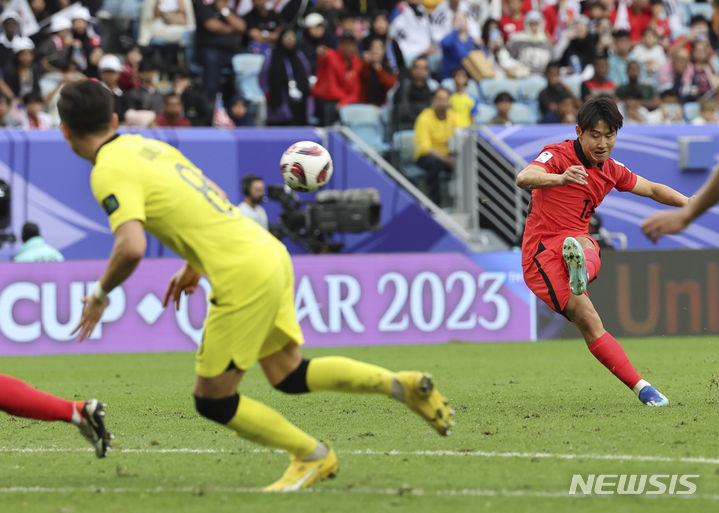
[521, 139, 637, 267]
[499, 15, 524, 41]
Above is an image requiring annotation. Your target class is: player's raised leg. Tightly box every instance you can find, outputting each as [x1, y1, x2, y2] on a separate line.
[256, 342, 453, 491]
[0, 374, 113, 457]
[262, 342, 454, 436]
[563, 295, 669, 406]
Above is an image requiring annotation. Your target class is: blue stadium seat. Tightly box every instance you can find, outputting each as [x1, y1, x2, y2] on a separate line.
[440, 77, 480, 99]
[474, 104, 497, 125]
[392, 130, 425, 181]
[339, 104, 382, 125]
[518, 76, 548, 104]
[685, 2, 714, 24]
[508, 103, 537, 124]
[478, 78, 520, 104]
[232, 54, 265, 102]
[340, 104, 389, 153]
[182, 29, 203, 76]
[561, 75, 583, 99]
[683, 101, 700, 122]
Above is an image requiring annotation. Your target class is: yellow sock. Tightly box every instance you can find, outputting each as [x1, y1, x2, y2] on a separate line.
[226, 395, 318, 459]
[306, 356, 394, 395]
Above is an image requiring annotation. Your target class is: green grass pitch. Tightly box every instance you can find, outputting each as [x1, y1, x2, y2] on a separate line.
[1, 337, 718, 513]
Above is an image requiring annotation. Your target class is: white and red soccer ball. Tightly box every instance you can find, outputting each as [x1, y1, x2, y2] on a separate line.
[280, 141, 334, 193]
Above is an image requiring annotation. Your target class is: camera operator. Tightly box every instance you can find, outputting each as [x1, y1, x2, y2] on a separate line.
[238, 175, 268, 230]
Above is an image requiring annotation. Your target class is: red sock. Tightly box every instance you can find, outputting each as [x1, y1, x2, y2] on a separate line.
[588, 333, 642, 389]
[584, 247, 601, 282]
[0, 374, 81, 423]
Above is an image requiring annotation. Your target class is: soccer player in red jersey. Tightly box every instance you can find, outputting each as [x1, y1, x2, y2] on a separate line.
[0, 374, 112, 456]
[516, 97, 689, 406]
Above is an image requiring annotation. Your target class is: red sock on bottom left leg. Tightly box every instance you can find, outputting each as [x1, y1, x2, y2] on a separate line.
[588, 333, 642, 389]
[0, 374, 80, 423]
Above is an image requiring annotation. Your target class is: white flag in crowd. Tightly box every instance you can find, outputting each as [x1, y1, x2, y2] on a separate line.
[5, 0, 40, 36]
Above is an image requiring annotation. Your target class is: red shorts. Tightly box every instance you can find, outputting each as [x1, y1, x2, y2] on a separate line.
[522, 234, 600, 315]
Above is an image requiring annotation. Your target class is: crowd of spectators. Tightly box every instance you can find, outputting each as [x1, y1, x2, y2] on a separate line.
[1, 0, 719, 200]
[1, 0, 718, 131]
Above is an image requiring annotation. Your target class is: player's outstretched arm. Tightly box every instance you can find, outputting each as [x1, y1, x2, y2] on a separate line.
[72, 220, 146, 341]
[642, 165, 719, 242]
[516, 164, 587, 190]
[630, 175, 689, 207]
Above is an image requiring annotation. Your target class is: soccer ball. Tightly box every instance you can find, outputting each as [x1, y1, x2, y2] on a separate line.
[280, 141, 334, 193]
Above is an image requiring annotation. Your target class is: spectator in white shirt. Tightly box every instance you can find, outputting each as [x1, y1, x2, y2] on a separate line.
[238, 175, 269, 230]
[389, 0, 435, 65]
[628, 26, 667, 87]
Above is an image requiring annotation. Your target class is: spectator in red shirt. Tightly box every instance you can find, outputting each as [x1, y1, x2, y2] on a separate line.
[581, 54, 617, 102]
[359, 38, 397, 106]
[611, 0, 651, 42]
[648, 0, 671, 45]
[312, 31, 363, 125]
[499, 0, 524, 41]
[155, 93, 192, 127]
[118, 45, 142, 92]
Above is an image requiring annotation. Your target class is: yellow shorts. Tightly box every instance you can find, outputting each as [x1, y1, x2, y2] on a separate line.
[195, 246, 304, 377]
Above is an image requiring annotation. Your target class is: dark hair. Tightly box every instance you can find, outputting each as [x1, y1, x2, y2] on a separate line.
[164, 92, 181, 103]
[612, 29, 630, 39]
[338, 30, 356, 43]
[21, 222, 40, 242]
[58, 80, 114, 136]
[413, 54, 429, 65]
[451, 67, 467, 78]
[22, 92, 43, 105]
[577, 96, 623, 133]
[690, 14, 709, 26]
[544, 61, 560, 74]
[624, 90, 644, 101]
[138, 58, 158, 72]
[494, 91, 514, 104]
[242, 174, 263, 196]
[659, 89, 677, 99]
[433, 87, 451, 98]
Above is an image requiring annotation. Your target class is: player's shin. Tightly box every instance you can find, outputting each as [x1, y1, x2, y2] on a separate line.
[0, 374, 82, 423]
[587, 332, 642, 389]
[194, 394, 319, 458]
[584, 247, 601, 282]
[305, 356, 397, 396]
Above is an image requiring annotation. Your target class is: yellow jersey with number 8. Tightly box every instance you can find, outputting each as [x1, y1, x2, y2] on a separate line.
[91, 134, 281, 299]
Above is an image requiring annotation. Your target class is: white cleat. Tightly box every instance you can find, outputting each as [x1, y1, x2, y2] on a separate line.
[563, 237, 588, 295]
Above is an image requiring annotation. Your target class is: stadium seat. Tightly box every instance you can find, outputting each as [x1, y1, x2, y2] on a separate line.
[478, 78, 520, 104]
[474, 104, 497, 125]
[339, 104, 382, 125]
[339, 104, 389, 153]
[232, 54, 265, 102]
[685, 2, 714, 24]
[683, 101, 700, 122]
[440, 78, 481, 99]
[561, 75, 583, 99]
[508, 103, 537, 124]
[182, 29, 203, 76]
[518, 76, 548, 104]
[392, 130, 425, 181]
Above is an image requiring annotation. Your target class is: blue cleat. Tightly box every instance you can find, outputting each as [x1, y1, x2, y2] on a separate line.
[637, 384, 670, 407]
[562, 237, 588, 295]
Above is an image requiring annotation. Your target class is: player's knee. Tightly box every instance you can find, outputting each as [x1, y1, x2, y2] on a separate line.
[194, 393, 240, 424]
[273, 358, 311, 394]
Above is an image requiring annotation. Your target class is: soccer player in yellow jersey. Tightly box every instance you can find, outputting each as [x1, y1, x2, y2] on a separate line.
[59, 80, 453, 492]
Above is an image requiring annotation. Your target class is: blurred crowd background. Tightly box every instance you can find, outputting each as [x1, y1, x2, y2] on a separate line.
[0, 1, 718, 151]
